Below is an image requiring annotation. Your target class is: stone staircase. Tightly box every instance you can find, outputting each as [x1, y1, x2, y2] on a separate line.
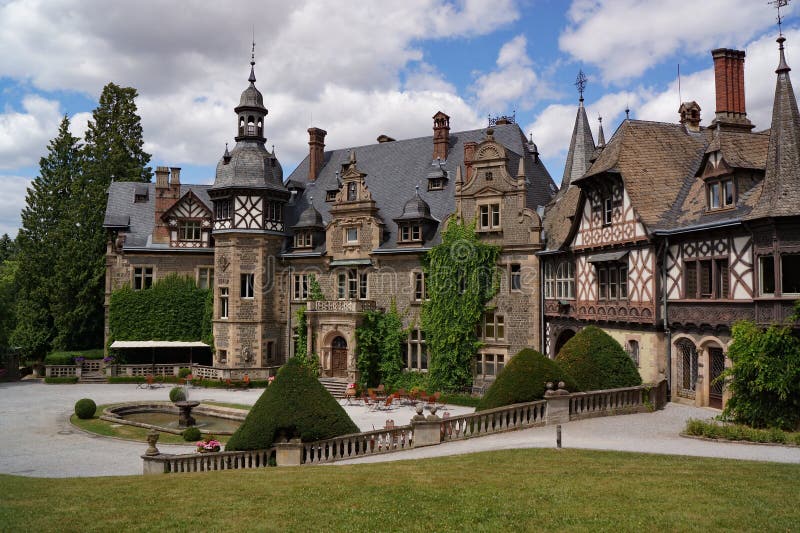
[318, 377, 349, 398]
[78, 371, 108, 384]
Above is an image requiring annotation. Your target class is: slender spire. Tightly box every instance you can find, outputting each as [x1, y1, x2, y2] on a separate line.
[248, 40, 257, 84]
[597, 116, 606, 147]
[777, 35, 791, 73]
[516, 155, 525, 179]
[561, 91, 596, 190]
[575, 70, 587, 104]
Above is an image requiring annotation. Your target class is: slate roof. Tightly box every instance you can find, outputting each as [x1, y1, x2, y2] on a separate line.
[561, 102, 596, 189]
[284, 123, 555, 251]
[747, 38, 800, 220]
[211, 140, 285, 191]
[104, 182, 213, 250]
[542, 184, 581, 251]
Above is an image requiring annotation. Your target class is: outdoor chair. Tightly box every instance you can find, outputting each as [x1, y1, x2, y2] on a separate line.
[342, 388, 357, 405]
[377, 394, 395, 411]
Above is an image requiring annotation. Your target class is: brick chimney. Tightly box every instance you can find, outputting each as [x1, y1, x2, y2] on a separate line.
[710, 48, 753, 131]
[307, 127, 327, 182]
[463, 141, 476, 181]
[153, 166, 180, 244]
[432, 111, 450, 161]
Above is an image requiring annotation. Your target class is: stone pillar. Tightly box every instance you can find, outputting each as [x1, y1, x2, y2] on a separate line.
[545, 382, 571, 425]
[275, 440, 304, 466]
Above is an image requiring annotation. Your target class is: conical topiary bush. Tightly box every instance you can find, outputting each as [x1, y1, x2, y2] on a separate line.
[555, 326, 642, 391]
[225, 358, 360, 451]
[477, 348, 579, 411]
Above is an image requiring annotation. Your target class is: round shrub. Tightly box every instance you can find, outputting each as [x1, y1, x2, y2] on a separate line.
[74, 398, 97, 419]
[178, 367, 191, 379]
[169, 386, 186, 403]
[555, 326, 642, 391]
[226, 358, 359, 451]
[477, 349, 579, 411]
[182, 426, 201, 441]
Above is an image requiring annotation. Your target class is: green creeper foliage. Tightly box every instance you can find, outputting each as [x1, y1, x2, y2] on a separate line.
[293, 275, 323, 374]
[477, 349, 579, 411]
[722, 320, 800, 430]
[226, 358, 359, 451]
[556, 326, 642, 391]
[308, 274, 325, 301]
[356, 302, 405, 389]
[74, 398, 97, 419]
[422, 219, 500, 392]
[44, 349, 104, 365]
[108, 274, 211, 343]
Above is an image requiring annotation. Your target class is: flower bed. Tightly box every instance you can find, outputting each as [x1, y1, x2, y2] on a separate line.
[684, 419, 800, 446]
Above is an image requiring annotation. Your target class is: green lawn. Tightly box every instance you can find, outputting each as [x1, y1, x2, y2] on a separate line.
[0, 449, 798, 531]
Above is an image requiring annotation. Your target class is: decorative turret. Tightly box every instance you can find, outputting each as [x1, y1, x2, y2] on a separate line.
[393, 186, 437, 245]
[561, 70, 596, 190]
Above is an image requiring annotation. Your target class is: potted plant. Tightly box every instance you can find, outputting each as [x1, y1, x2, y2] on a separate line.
[196, 435, 222, 453]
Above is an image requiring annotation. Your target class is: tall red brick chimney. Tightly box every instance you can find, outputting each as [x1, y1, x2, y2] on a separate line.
[307, 127, 327, 182]
[711, 48, 753, 131]
[432, 111, 450, 161]
[153, 166, 180, 244]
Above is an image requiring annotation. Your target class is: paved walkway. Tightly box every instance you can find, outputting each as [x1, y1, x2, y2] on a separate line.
[0, 381, 798, 478]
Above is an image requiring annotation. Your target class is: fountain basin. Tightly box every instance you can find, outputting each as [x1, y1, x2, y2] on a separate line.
[100, 402, 247, 435]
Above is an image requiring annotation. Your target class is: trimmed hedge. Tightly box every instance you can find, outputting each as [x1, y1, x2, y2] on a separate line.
[556, 326, 642, 391]
[44, 377, 78, 384]
[182, 427, 201, 441]
[226, 358, 359, 451]
[74, 398, 97, 419]
[169, 387, 186, 403]
[477, 349, 579, 411]
[685, 418, 800, 446]
[44, 349, 105, 365]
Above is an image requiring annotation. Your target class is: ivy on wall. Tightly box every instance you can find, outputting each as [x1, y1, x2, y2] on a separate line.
[294, 274, 323, 374]
[422, 219, 500, 392]
[356, 302, 405, 389]
[108, 274, 212, 345]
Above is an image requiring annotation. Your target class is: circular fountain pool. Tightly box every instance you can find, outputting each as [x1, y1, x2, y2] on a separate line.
[101, 402, 247, 435]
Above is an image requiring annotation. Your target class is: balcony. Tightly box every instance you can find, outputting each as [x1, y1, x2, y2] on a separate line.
[306, 300, 377, 314]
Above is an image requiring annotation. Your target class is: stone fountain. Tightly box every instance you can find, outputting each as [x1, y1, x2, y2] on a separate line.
[174, 400, 201, 427]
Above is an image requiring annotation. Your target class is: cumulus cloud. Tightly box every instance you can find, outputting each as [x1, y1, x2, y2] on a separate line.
[470, 35, 555, 113]
[0, 95, 65, 169]
[0, 175, 31, 237]
[560, 0, 790, 84]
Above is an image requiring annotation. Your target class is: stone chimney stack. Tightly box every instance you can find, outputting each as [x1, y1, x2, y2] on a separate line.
[463, 141, 476, 181]
[679, 101, 702, 132]
[153, 166, 180, 244]
[711, 48, 753, 131]
[307, 127, 327, 182]
[432, 111, 450, 161]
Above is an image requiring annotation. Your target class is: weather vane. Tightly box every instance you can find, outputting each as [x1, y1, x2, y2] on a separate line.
[770, 0, 790, 36]
[575, 70, 587, 102]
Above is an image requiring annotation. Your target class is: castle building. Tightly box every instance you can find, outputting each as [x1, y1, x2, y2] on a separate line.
[103, 52, 556, 383]
[541, 37, 800, 408]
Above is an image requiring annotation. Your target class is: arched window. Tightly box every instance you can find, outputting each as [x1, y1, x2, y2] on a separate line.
[556, 261, 574, 299]
[257, 119, 263, 136]
[626, 339, 640, 367]
[676, 339, 698, 399]
[239, 117, 245, 136]
[247, 115, 255, 135]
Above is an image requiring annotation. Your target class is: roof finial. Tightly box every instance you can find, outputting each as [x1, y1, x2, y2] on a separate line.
[415, 184, 420, 196]
[772, 1, 792, 73]
[771, 0, 789, 37]
[575, 69, 587, 103]
[349, 149, 356, 165]
[597, 115, 606, 147]
[248, 37, 257, 84]
[625, 105, 630, 120]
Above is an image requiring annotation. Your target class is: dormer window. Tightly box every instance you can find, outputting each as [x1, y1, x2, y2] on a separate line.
[345, 227, 358, 244]
[294, 231, 313, 249]
[428, 178, 445, 191]
[347, 182, 357, 201]
[326, 190, 338, 202]
[179, 221, 201, 241]
[134, 184, 148, 203]
[707, 178, 735, 210]
[399, 223, 422, 243]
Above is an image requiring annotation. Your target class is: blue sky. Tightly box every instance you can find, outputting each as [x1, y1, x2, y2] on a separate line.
[0, 0, 795, 237]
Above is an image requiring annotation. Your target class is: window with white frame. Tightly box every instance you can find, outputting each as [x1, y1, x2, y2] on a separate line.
[337, 269, 366, 300]
[293, 274, 309, 300]
[555, 262, 575, 299]
[240, 273, 254, 299]
[413, 271, 427, 301]
[481, 311, 505, 341]
[294, 231, 312, 249]
[399, 223, 422, 243]
[707, 178, 735, 210]
[405, 329, 427, 370]
[544, 262, 555, 299]
[596, 264, 628, 300]
[345, 227, 358, 244]
[474, 353, 505, 378]
[198, 267, 214, 290]
[510, 263, 521, 291]
[133, 267, 154, 290]
[479, 203, 501, 230]
[603, 197, 613, 225]
[179, 220, 202, 241]
[219, 287, 229, 319]
[215, 199, 231, 220]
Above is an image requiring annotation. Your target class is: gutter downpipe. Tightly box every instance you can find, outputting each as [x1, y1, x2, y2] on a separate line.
[662, 236, 671, 401]
[286, 264, 293, 359]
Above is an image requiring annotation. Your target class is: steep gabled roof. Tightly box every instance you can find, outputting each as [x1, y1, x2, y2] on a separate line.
[561, 102, 596, 189]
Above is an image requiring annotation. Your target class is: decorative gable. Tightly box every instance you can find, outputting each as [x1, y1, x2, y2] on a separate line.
[161, 190, 214, 248]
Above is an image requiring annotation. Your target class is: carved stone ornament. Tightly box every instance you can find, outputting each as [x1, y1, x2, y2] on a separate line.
[145, 430, 160, 456]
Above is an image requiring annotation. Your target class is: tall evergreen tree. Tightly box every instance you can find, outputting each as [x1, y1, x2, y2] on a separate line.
[52, 83, 152, 349]
[0, 234, 16, 263]
[11, 116, 81, 358]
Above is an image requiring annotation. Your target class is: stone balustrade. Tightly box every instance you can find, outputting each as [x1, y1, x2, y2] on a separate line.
[303, 425, 414, 464]
[143, 448, 275, 474]
[569, 381, 668, 420]
[307, 299, 377, 313]
[45, 365, 77, 378]
[441, 400, 548, 442]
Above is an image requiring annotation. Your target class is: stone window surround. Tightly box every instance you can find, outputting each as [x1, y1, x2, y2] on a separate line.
[398, 223, 422, 243]
[509, 263, 522, 292]
[196, 266, 214, 290]
[477, 198, 501, 231]
[412, 270, 428, 302]
[625, 335, 641, 368]
[219, 286, 229, 319]
[405, 328, 427, 370]
[240, 273, 255, 299]
[474, 350, 506, 379]
[294, 231, 313, 249]
[293, 273, 310, 301]
[480, 310, 505, 341]
[337, 269, 368, 300]
[344, 226, 359, 245]
[132, 265, 155, 291]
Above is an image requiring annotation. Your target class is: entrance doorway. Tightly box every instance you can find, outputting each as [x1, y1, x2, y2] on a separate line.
[709, 347, 725, 409]
[553, 329, 576, 357]
[331, 336, 348, 378]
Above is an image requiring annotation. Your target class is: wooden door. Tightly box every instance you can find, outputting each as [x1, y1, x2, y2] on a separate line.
[331, 336, 348, 378]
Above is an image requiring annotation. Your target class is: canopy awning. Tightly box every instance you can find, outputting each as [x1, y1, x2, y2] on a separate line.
[109, 341, 210, 349]
[586, 251, 628, 263]
[329, 259, 373, 266]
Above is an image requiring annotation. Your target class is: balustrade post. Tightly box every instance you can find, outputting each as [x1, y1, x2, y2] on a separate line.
[545, 381, 572, 424]
[275, 439, 304, 466]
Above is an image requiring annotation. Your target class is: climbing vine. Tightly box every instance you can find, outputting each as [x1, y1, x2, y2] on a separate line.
[293, 274, 323, 374]
[355, 301, 405, 389]
[422, 219, 500, 392]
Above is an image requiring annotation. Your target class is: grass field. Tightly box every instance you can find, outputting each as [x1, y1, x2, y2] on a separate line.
[1, 448, 798, 531]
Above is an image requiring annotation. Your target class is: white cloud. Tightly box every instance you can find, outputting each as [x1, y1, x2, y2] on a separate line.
[470, 35, 555, 113]
[0, 175, 31, 238]
[560, 0, 791, 84]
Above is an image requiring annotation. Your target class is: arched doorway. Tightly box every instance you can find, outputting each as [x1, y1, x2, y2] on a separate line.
[331, 336, 348, 378]
[675, 339, 698, 400]
[553, 329, 576, 357]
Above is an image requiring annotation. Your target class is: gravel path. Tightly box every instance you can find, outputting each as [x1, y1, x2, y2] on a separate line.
[0, 381, 798, 478]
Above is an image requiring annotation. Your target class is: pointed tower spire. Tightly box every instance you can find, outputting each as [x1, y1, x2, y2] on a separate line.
[517, 156, 525, 179]
[748, 34, 800, 220]
[561, 73, 596, 190]
[248, 39, 256, 84]
[597, 116, 606, 147]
